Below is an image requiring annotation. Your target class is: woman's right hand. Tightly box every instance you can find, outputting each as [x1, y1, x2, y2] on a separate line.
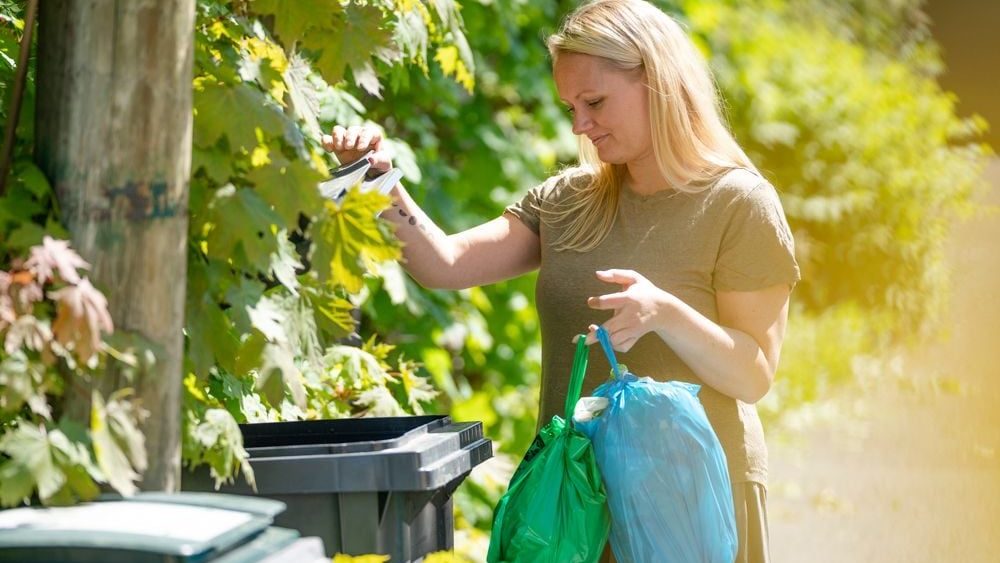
[322, 125, 392, 174]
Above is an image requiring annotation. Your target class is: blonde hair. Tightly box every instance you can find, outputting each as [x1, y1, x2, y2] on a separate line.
[544, 0, 756, 251]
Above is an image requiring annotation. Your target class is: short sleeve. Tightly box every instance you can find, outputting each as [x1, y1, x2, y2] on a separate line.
[503, 168, 586, 235]
[714, 182, 800, 291]
[503, 181, 545, 235]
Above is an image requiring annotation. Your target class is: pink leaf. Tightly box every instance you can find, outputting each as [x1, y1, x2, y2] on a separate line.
[49, 278, 114, 363]
[25, 236, 90, 285]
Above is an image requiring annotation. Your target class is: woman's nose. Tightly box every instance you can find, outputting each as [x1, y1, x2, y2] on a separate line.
[571, 111, 593, 135]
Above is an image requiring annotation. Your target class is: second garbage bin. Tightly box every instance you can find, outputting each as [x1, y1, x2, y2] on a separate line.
[184, 414, 492, 562]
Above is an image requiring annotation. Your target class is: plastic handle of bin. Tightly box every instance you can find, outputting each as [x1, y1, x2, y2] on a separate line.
[596, 326, 623, 380]
[564, 335, 590, 423]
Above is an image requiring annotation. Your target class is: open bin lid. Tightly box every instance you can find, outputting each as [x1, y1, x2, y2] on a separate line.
[227, 415, 493, 494]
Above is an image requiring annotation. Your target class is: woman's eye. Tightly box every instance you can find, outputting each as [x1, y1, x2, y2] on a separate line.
[564, 106, 575, 115]
[587, 99, 603, 108]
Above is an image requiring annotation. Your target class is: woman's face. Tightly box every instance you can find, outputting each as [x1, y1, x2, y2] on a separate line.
[553, 52, 652, 166]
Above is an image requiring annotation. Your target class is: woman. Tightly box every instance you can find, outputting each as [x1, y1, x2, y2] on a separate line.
[326, 1, 799, 560]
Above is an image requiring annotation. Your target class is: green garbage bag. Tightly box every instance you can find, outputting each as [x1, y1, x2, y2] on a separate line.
[487, 336, 610, 563]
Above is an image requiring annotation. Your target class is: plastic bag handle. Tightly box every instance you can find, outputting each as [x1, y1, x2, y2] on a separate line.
[596, 326, 623, 380]
[564, 336, 590, 422]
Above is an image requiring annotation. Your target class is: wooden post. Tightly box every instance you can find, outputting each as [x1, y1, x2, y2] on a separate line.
[34, 0, 195, 492]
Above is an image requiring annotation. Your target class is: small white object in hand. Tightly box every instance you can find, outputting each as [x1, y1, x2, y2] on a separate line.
[319, 150, 404, 203]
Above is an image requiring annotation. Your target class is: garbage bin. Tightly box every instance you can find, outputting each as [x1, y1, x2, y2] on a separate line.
[0, 492, 327, 562]
[183, 414, 492, 561]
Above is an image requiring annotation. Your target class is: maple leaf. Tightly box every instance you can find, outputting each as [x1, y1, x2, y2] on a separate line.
[397, 361, 438, 415]
[268, 233, 303, 296]
[7, 272, 44, 313]
[3, 315, 53, 355]
[251, 0, 342, 45]
[25, 236, 90, 285]
[186, 408, 255, 490]
[205, 185, 283, 269]
[0, 351, 50, 419]
[308, 189, 400, 294]
[0, 424, 63, 507]
[90, 390, 147, 497]
[247, 152, 325, 226]
[299, 3, 393, 96]
[193, 80, 288, 151]
[354, 386, 406, 417]
[49, 278, 114, 363]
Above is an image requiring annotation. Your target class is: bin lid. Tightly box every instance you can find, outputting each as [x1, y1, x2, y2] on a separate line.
[0, 492, 291, 562]
[232, 416, 493, 493]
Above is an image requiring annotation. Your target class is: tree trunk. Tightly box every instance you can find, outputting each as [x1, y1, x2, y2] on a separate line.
[34, 0, 195, 492]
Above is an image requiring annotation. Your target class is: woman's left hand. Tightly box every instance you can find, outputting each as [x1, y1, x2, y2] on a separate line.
[585, 269, 675, 352]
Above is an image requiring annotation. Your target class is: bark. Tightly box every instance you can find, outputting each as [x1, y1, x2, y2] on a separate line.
[35, 0, 195, 491]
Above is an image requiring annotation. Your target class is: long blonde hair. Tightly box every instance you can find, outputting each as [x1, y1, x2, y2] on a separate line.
[545, 0, 756, 252]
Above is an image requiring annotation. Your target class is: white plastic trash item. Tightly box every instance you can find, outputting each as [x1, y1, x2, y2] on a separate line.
[318, 150, 404, 203]
[573, 396, 609, 423]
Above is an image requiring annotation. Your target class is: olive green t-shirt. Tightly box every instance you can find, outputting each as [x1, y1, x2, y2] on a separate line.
[504, 166, 800, 485]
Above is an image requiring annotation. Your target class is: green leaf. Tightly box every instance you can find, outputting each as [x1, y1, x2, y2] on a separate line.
[235, 331, 267, 378]
[269, 232, 304, 295]
[245, 294, 309, 410]
[3, 219, 47, 252]
[187, 298, 240, 376]
[224, 277, 266, 335]
[251, 0, 342, 45]
[14, 160, 53, 199]
[194, 80, 287, 150]
[256, 342, 306, 409]
[90, 390, 144, 497]
[247, 295, 287, 343]
[300, 3, 393, 95]
[48, 427, 101, 503]
[185, 408, 255, 489]
[397, 362, 438, 415]
[302, 281, 356, 339]
[248, 153, 325, 226]
[308, 189, 400, 293]
[205, 185, 283, 268]
[0, 351, 48, 418]
[0, 424, 61, 507]
[193, 145, 235, 184]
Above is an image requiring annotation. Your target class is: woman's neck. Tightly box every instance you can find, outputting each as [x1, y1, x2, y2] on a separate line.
[625, 155, 671, 195]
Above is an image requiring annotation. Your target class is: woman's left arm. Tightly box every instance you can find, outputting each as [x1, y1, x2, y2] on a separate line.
[586, 269, 791, 404]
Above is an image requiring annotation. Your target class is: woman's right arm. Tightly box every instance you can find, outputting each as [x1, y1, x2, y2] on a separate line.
[380, 182, 540, 290]
[325, 125, 540, 290]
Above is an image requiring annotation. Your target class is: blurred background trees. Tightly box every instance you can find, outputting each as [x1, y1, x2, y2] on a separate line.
[0, 0, 990, 559]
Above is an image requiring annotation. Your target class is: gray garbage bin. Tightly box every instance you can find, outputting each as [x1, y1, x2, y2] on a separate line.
[0, 492, 326, 562]
[183, 414, 492, 561]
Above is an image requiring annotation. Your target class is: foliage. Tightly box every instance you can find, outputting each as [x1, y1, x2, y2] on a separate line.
[0, 0, 472, 503]
[687, 0, 989, 337]
[0, 237, 149, 506]
[183, 0, 479, 482]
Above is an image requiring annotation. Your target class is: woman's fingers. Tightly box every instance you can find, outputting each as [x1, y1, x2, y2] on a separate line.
[588, 291, 629, 310]
[325, 125, 389, 169]
[367, 150, 393, 173]
[343, 126, 361, 151]
[595, 269, 643, 286]
[356, 129, 381, 153]
[584, 324, 638, 353]
[329, 125, 347, 150]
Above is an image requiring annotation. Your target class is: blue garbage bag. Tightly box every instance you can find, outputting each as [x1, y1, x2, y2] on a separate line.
[575, 326, 738, 563]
